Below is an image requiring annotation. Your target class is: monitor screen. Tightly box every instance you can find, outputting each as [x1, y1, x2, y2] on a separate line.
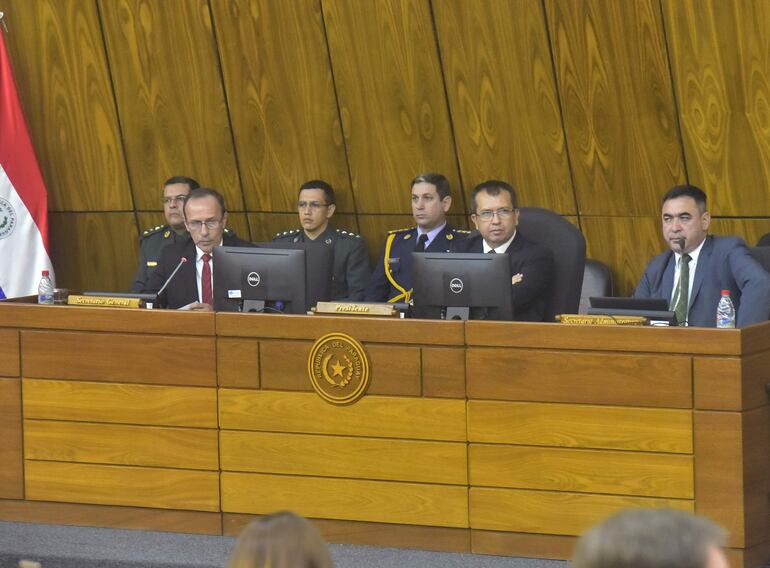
[588, 296, 677, 326]
[411, 252, 513, 320]
[254, 241, 332, 310]
[213, 246, 306, 313]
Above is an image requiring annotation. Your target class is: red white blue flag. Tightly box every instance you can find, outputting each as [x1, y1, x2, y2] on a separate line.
[0, 26, 54, 298]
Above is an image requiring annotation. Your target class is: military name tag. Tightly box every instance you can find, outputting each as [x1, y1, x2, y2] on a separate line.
[307, 333, 370, 405]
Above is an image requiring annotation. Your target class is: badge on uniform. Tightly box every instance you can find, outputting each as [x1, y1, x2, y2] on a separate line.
[325, 238, 332, 244]
[147, 261, 157, 267]
[446, 233, 454, 240]
[403, 234, 412, 240]
[163, 231, 171, 238]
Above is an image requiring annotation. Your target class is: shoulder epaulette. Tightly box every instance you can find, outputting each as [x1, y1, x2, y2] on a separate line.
[335, 228, 361, 238]
[274, 228, 301, 238]
[452, 228, 472, 234]
[140, 225, 165, 238]
[388, 226, 414, 235]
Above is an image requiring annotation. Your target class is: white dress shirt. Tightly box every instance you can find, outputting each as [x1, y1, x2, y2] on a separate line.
[194, 242, 222, 303]
[482, 231, 517, 254]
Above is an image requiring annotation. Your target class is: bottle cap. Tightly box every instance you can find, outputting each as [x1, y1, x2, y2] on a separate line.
[721, 289, 729, 295]
[42, 270, 49, 276]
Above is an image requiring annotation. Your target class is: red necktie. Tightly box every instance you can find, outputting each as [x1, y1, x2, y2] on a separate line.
[201, 253, 212, 305]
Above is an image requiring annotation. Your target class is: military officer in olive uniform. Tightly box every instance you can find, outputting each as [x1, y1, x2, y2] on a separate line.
[273, 180, 370, 300]
[365, 173, 469, 303]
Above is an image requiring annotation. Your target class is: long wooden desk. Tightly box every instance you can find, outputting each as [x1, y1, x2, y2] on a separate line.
[0, 304, 768, 567]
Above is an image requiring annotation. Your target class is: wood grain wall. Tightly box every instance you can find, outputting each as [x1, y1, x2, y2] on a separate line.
[4, 0, 770, 294]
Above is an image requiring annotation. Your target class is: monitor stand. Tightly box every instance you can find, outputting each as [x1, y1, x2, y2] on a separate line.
[444, 307, 470, 320]
[242, 300, 266, 313]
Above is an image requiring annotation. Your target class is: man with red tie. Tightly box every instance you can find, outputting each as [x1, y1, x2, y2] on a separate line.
[143, 188, 250, 310]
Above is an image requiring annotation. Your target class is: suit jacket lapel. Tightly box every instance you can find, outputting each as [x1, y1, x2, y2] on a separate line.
[662, 252, 676, 302]
[689, 236, 712, 308]
[425, 225, 447, 252]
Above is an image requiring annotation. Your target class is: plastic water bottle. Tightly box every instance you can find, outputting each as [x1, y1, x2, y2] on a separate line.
[37, 270, 54, 305]
[716, 289, 735, 328]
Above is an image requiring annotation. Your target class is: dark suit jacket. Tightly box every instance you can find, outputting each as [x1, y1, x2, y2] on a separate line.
[365, 224, 469, 302]
[459, 231, 555, 322]
[634, 235, 770, 327]
[143, 234, 251, 309]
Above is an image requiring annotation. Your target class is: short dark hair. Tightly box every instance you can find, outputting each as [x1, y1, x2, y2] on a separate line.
[164, 176, 200, 191]
[411, 172, 451, 200]
[663, 184, 707, 212]
[183, 187, 226, 217]
[471, 180, 518, 213]
[573, 508, 726, 568]
[299, 179, 335, 205]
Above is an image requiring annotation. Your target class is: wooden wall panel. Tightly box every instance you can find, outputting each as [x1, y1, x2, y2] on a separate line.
[49, 213, 140, 292]
[0, 330, 20, 378]
[2, 0, 131, 211]
[221, 431, 467, 484]
[221, 471, 468, 527]
[467, 348, 692, 408]
[99, 0, 242, 211]
[322, 0, 460, 213]
[468, 401, 693, 453]
[470, 445, 693, 498]
[545, 0, 685, 216]
[470, 487, 693, 535]
[217, 338, 260, 388]
[663, 0, 770, 216]
[23, 379, 217, 428]
[581, 216, 661, 295]
[25, 461, 220, 512]
[22, 330, 216, 386]
[24, 420, 218, 470]
[709, 219, 770, 247]
[433, 0, 575, 214]
[210, 0, 352, 212]
[0, 379, 23, 499]
[219, 389, 466, 441]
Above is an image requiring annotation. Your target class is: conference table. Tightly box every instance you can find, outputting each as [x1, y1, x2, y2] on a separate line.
[0, 302, 768, 567]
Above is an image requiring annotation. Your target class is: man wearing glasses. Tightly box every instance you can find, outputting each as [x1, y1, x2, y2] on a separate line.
[273, 180, 370, 300]
[461, 180, 554, 321]
[143, 187, 250, 310]
[131, 176, 236, 292]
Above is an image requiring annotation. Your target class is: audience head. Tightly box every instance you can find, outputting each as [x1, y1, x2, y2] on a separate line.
[297, 180, 336, 237]
[410, 172, 452, 231]
[163, 175, 200, 230]
[573, 508, 728, 568]
[183, 187, 228, 254]
[227, 511, 334, 568]
[661, 184, 710, 254]
[471, 180, 519, 248]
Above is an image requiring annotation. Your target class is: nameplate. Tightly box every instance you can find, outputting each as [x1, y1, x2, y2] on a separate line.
[313, 302, 398, 317]
[67, 295, 143, 309]
[556, 314, 647, 326]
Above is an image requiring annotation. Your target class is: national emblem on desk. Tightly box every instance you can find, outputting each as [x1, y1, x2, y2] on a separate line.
[307, 332, 370, 405]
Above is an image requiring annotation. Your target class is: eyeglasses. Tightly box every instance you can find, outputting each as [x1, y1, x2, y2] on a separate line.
[297, 201, 329, 210]
[187, 219, 223, 231]
[162, 195, 187, 205]
[475, 208, 515, 221]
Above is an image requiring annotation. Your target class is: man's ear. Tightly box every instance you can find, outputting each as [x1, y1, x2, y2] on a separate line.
[326, 203, 336, 219]
[702, 211, 711, 230]
[442, 196, 452, 213]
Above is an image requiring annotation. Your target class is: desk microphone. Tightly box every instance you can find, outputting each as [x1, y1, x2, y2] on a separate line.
[676, 238, 686, 252]
[156, 257, 188, 301]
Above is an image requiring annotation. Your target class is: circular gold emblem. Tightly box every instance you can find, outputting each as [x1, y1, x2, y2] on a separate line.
[308, 333, 370, 405]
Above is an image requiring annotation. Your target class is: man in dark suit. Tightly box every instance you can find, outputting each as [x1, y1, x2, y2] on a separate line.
[634, 184, 770, 327]
[273, 180, 370, 300]
[365, 173, 469, 303]
[460, 180, 554, 322]
[143, 187, 250, 310]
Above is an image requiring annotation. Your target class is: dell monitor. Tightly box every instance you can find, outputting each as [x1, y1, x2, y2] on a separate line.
[411, 252, 513, 320]
[213, 246, 306, 313]
[255, 241, 332, 310]
[588, 297, 677, 326]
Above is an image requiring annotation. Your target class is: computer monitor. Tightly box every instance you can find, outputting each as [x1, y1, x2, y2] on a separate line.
[213, 246, 306, 313]
[588, 296, 677, 326]
[411, 252, 513, 320]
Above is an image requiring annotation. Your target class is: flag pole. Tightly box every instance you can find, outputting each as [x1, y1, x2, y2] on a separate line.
[0, 12, 7, 34]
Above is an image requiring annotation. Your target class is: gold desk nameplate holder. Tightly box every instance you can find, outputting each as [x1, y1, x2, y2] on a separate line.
[67, 295, 143, 309]
[556, 314, 647, 326]
[312, 301, 398, 317]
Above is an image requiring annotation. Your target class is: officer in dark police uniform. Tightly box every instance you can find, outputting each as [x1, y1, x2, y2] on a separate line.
[365, 173, 469, 303]
[131, 176, 235, 292]
[273, 180, 370, 301]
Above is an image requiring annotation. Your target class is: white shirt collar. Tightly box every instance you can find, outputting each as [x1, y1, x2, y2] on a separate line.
[195, 242, 222, 262]
[674, 236, 706, 264]
[483, 230, 517, 254]
[416, 222, 447, 248]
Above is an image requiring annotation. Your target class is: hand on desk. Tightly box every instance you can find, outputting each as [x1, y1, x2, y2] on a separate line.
[179, 302, 213, 312]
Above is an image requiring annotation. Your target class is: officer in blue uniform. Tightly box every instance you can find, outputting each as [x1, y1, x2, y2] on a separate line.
[365, 173, 469, 303]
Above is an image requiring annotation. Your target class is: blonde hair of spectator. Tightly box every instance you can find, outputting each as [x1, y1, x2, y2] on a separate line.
[227, 511, 334, 568]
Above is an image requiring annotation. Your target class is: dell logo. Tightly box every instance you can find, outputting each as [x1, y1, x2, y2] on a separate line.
[449, 278, 464, 294]
[247, 272, 261, 287]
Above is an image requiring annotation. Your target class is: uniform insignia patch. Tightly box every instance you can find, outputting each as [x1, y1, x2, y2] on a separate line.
[403, 233, 412, 240]
[446, 233, 453, 240]
[325, 238, 332, 244]
[163, 230, 171, 238]
[146, 261, 158, 267]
